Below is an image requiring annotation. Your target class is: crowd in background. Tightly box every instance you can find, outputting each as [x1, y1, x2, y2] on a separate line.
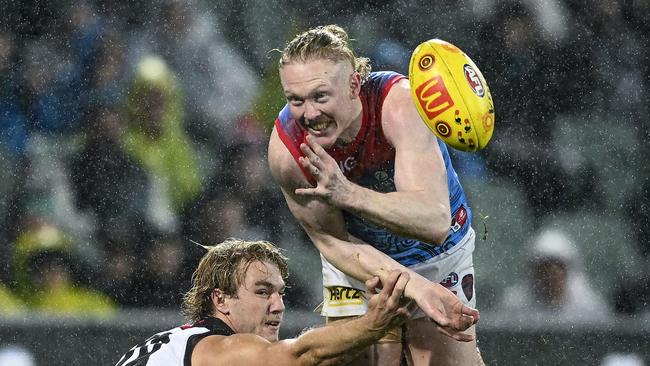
[0, 0, 648, 319]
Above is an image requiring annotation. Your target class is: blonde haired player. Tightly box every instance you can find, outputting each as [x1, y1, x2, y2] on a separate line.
[115, 239, 413, 366]
[268, 25, 485, 365]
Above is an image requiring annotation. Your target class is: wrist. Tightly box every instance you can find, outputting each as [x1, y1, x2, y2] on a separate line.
[356, 313, 387, 337]
[404, 272, 429, 302]
[337, 181, 362, 209]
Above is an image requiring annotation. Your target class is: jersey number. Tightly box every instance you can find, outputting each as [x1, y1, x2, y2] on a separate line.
[115, 331, 172, 366]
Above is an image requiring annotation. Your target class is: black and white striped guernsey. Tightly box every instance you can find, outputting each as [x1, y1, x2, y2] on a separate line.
[115, 317, 235, 366]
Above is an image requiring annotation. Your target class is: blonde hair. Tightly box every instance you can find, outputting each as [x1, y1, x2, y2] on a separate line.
[182, 238, 288, 323]
[279, 24, 371, 83]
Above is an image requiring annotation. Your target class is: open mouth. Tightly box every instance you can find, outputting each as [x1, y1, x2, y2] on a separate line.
[265, 320, 281, 328]
[304, 118, 333, 133]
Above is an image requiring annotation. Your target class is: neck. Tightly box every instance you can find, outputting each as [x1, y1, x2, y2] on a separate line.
[213, 313, 238, 333]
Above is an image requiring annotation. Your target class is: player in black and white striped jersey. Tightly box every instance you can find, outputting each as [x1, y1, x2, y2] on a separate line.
[115, 238, 412, 366]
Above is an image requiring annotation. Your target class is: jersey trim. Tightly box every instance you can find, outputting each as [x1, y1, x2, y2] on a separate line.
[184, 317, 235, 366]
[274, 118, 315, 185]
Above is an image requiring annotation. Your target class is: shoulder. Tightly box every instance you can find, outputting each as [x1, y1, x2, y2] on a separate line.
[382, 78, 411, 114]
[381, 79, 438, 149]
[192, 333, 299, 366]
[268, 126, 307, 190]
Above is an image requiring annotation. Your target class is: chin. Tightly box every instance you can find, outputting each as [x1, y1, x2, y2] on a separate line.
[308, 133, 337, 149]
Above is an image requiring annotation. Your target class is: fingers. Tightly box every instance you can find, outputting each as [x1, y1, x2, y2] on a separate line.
[298, 156, 320, 177]
[462, 305, 480, 324]
[431, 311, 474, 331]
[294, 187, 316, 196]
[300, 135, 326, 168]
[374, 270, 410, 313]
[425, 306, 475, 336]
[305, 135, 327, 157]
[436, 325, 475, 342]
[379, 270, 400, 296]
[365, 276, 381, 296]
[387, 271, 409, 306]
[458, 313, 476, 330]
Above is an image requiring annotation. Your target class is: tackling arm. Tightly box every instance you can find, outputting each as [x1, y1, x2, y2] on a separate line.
[193, 271, 411, 366]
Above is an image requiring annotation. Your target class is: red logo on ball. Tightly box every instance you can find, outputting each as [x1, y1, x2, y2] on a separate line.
[415, 75, 455, 120]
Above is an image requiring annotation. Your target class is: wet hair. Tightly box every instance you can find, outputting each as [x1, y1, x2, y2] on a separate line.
[182, 238, 288, 323]
[278, 24, 371, 84]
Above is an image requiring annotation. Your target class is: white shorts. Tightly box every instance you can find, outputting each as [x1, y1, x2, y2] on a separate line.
[319, 228, 477, 318]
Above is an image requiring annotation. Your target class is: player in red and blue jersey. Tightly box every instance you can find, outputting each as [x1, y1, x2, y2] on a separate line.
[268, 25, 484, 366]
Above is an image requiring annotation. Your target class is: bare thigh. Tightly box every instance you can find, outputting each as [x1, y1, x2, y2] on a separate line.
[405, 319, 484, 366]
[326, 316, 403, 366]
[369, 343, 403, 366]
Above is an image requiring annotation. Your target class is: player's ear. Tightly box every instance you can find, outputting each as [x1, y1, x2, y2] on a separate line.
[349, 71, 361, 99]
[212, 288, 230, 314]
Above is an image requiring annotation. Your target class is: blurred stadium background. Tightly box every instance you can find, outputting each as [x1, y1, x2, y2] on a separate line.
[0, 0, 648, 364]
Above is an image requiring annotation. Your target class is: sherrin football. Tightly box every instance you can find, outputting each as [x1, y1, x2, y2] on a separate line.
[408, 39, 495, 152]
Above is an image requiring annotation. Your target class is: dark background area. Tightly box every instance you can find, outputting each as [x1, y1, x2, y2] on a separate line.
[0, 0, 649, 364]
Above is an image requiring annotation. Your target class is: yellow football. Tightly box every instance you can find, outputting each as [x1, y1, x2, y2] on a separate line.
[408, 39, 495, 152]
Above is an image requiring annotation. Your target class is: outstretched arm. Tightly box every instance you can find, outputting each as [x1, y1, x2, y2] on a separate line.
[194, 271, 412, 366]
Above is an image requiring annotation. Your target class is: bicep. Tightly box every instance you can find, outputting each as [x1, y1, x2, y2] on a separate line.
[194, 335, 302, 366]
[383, 80, 448, 193]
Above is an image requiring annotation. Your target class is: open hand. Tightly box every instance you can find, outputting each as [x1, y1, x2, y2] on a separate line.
[416, 283, 480, 342]
[295, 135, 354, 207]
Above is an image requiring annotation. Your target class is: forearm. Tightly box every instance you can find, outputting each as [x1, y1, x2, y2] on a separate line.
[310, 231, 432, 302]
[288, 317, 383, 366]
[340, 184, 450, 244]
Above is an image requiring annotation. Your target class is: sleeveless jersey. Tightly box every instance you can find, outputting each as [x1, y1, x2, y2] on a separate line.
[114, 317, 235, 366]
[275, 71, 472, 267]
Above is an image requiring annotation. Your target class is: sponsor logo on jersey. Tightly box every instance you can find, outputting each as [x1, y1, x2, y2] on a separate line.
[338, 156, 357, 173]
[451, 205, 467, 232]
[372, 170, 395, 192]
[464, 64, 485, 97]
[440, 272, 459, 288]
[414, 75, 455, 120]
[326, 286, 365, 307]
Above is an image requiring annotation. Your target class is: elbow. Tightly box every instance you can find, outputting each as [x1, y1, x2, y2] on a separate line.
[429, 226, 449, 246]
[412, 223, 448, 246]
[426, 210, 451, 245]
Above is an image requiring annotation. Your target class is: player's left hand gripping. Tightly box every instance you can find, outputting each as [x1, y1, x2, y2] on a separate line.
[365, 270, 413, 331]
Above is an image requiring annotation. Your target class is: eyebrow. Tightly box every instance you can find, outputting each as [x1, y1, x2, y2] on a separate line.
[254, 280, 286, 290]
[285, 90, 329, 100]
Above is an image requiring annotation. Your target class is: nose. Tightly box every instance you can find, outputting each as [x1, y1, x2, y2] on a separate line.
[269, 292, 285, 314]
[303, 101, 321, 121]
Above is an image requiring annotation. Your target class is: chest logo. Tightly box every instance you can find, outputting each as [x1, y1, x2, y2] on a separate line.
[338, 156, 357, 172]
